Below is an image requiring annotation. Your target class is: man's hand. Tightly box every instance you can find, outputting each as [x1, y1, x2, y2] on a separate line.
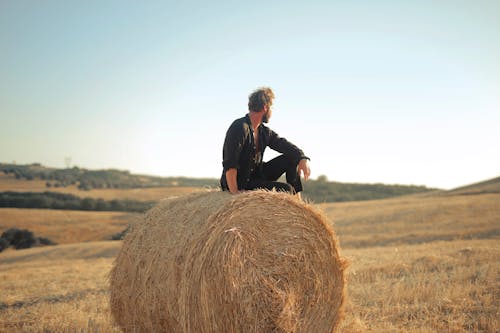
[297, 158, 311, 181]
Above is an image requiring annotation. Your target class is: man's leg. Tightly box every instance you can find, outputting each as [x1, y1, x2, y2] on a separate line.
[244, 178, 295, 193]
[262, 155, 303, 193]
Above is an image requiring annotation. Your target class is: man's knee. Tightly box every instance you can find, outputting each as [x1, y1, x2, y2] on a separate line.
[273, 182, 295, 194]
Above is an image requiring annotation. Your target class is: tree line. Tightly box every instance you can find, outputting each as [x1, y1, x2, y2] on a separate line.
[1, 163, 218, 190]
[0, 191, 153, 212]
[301, 176, 436, 202]
[1, 163, 437, 203]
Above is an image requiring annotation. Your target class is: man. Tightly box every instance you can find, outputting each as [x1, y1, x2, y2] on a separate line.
[220, 87, 311, 195]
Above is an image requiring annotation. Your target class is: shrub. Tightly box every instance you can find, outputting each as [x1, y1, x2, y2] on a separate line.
[1, 228, 18, 244]
[37, 237, 57, 246]
[0, 228, 56, 250]
[0, 237, 8, 252]
[1, 228, 36, 249]
[111, 226, 130, 240]
[81, 198, 95, 210]
[95, 199, 108, 211]
[78, 181, 92, 191]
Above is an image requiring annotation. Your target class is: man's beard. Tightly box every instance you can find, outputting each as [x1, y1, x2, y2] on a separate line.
[262, 110, 270, 123]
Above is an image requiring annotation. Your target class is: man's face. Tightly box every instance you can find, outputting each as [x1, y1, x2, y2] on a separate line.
[262, 105, 272, 123]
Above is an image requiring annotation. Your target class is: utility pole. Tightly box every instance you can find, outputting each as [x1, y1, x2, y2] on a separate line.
[64, 156, 72, 169]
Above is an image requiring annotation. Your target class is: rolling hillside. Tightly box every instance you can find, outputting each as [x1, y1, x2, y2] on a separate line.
[0, 208, 135, 244]
[0, 168, 498, 332]
[442, 176, 500, 196]
[323, 192, 499, 248]
[0, 162, 437, 203]
[0, 173, 202, 202]
[1, 190, 498, 332]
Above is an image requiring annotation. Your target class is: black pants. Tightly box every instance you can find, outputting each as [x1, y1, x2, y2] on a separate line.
[245, 155, 303, 194]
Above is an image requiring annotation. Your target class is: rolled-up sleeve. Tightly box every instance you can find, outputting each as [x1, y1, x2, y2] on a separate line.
[222, 122, 244, 170]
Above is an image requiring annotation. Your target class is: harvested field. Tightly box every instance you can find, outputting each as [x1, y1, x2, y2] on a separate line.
[323, 193, 500, 248]
[1, 179, 498, 332]
[1, 239, 498, 332]
[0, 208, 136, 244]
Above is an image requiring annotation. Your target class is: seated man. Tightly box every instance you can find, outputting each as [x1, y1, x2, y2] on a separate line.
[220, 87, 310, 195]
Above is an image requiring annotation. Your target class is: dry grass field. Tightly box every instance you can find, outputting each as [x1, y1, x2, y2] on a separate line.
[1, 176, 499, 332]
[322, 193, 499, 248]
[0, 208, 135, 244]
[339, 239, 498, 332]
[0, 173, 201, 202]
[0, 242, 121, 332]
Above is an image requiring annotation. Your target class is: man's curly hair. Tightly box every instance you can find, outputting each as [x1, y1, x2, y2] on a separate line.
[248, 87, 275, 112]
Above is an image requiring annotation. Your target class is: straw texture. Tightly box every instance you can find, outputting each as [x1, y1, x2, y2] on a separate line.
[110, 190, 346, 332]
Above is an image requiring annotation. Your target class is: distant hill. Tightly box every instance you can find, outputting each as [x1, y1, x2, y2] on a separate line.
[443, 176, 500, 196]
[1, 162, 438, 203]
[301, 178, 437, 203]
[0, 163, 218, 189]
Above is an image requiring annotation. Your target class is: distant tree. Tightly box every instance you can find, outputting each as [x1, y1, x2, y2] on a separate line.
[110, 200, 125, 211]
[317, 175, 328, 182]
[1, 228, 36, 249]
[0, 237, 8, 252]
[78, 181, 92, 191]
[81, 198, 95, 210]
[0, 228, 56, 250]
[1, 228, 18, 243]
[95, 198, 107, 211]
[37, 236, 56, 246]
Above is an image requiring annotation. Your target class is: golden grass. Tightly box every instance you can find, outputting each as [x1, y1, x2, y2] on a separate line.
[339, 239, 499, 333]
[0, 182, 498, 332]
[0, 241, 120, 265]
[443, 176, 500, 196]
[1, 238, 498, 332]
[0, 242, 120, 332]
[0, 174, 49, 191]
[0, 208, 136, 244]
[321, 193, 500, 248]
[0, 173, 201, 201]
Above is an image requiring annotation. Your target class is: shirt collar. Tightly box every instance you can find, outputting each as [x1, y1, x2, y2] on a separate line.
[245, 114, 253, 132]
[245, 113, 267, 133]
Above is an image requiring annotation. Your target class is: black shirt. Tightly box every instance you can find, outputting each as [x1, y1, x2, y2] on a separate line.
[221, 114, 307, 190]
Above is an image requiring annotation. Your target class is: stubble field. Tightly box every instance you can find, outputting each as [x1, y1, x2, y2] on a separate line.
[0, 178, 498, 332]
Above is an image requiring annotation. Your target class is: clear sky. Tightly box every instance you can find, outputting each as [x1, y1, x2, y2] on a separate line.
[1, 0, 499, 189]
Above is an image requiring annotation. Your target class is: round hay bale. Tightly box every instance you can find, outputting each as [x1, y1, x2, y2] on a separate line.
[110, 190, 346, 332]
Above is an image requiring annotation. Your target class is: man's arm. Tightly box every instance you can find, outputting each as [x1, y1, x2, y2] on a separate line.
[222, 121, 245, 192]
[267, 129, 311, 181]
[267, 129, 307, 163]
[225, 168, 240, 194]
[268, 129, 310, 167]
